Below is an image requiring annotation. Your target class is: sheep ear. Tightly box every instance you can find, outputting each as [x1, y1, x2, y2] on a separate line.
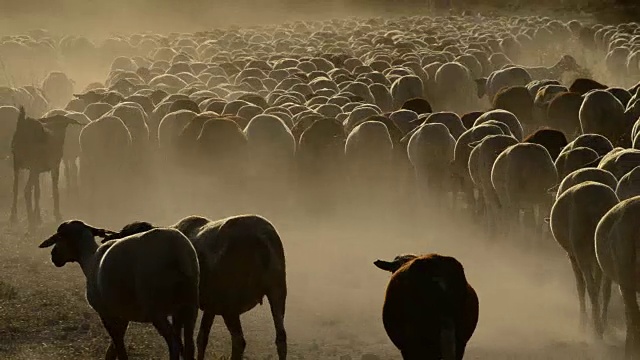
[547, 184, 559, 194]
[18, 106, 26, 121]
[374, 260, 397, 273]
[474, 77, 487, 98]
[86, 225, 115, 239]
[39, 233, 61, 248]
[468, 140, 482, 148]
[100, 235, 117, 244]
[544, 217, 551, 223]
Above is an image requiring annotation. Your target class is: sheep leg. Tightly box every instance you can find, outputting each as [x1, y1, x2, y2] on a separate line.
[24, 171, 36, 229]
[101, 317, 129, 360]
[71, 160, 79, 197]
[583, 263, 604, 338]
[173, 306, 197, 360]
[267, 287, 288, 360]
[569, 255, 587, 331]
[63, 159, 71, 198]
[153, 316, 182, 360]
[223, 314, 246, 360]
[10, 165, 19, 224]
[51, 165, 61, 221]
[33, 172, 42, 225]
[196, 311, 215, 360]
[621, 284, 640, 359]
[601, 276, 612, 331]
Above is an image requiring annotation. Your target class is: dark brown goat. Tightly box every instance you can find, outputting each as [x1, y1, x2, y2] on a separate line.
[10, 107, 81, 227]
[374, 253, 479, 360]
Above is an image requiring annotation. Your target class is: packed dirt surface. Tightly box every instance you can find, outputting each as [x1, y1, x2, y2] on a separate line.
[0, 192, 629, 359]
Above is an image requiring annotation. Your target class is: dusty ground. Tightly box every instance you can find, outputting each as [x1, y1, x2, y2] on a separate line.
[0, 181, 630, 359]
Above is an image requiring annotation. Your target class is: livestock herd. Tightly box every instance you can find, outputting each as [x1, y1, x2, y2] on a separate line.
[1, 11, 640, 360]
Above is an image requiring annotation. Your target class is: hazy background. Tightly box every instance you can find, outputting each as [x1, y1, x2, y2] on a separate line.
[0, 0, 637, 38]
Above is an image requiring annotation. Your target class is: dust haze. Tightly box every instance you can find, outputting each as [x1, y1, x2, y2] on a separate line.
[0, 0, 633, 359]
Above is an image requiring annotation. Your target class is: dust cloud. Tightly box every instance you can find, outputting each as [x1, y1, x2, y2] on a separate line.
[0, 1, 632, 359]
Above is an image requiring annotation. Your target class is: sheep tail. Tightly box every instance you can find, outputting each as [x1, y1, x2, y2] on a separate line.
[256, 233, 272, 273]
[171, 257, 199, 307]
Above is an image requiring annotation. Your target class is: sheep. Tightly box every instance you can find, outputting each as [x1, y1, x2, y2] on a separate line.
[598, 148, 640, 180]
[595, 196, 640, 358]
[421, 112, 467, 140]
[38, 220, 200, 360]
[549, 182, 618, 337]
[244, 114, 297, 208]
[523, 128, 568, 161]
[531, 84, 568, 129]
[451, 124, 506, 215]
[10, 107, 82, 228]
[569, 78, 607, 95]
[479, 66, 532, 102]
[554, 167, 618, 199]
[374, 253, 479, 360]
[523, 55, 583, 81]
[296, 117, 346, 214]
[78, 115, 132, 219]
[546, 91, 583, 140]
[194, 118, 249, 183]
[615, 166, 640, 201]
[407, 123, 456, 209]
[562, 133, 614, 157]
[491, 142, 558, 242]
[391, 75, 425, 110]
[433, 62, 477, 113]
[401, 97, 432, 115]
[579, 89, 631, 147]
[468, 134, 519, 236]
[554, 147, 600, 180]
[473, 109, 524, 140]
[492, 85, 534, 130]
[101, 215, 288, 360]
[344, 120, 394, 204]
[41, 71, 75, 109]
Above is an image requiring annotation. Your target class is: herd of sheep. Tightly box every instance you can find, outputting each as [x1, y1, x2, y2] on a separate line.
[1, 10, 640, 360]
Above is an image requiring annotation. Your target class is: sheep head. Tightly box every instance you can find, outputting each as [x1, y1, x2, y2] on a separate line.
[40, 114, 83, 129]
[374, 254, 418, 273]
[100, 221, 156, 243]
[39, 220, 116, 267]
[73, 91, 104, 104]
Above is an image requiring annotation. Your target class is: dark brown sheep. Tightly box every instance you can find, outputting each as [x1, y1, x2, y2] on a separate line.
[102, 215, 288, 360]
[523, 128, 569, 161]
[569, 78, 607, 95]
[374, 253, 479, 360]
[546, 92, 583, 139]
[39, 220, 200, 360]
[492, 86, 534, 130]
[401, 97, 433, 115]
